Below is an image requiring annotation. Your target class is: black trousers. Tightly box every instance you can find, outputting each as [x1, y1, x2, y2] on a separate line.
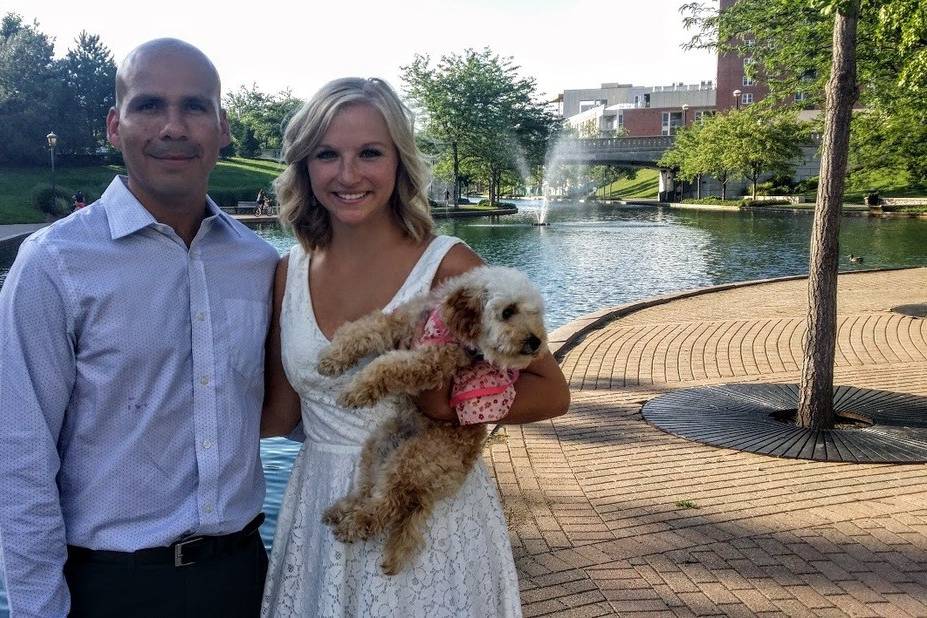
[64, 531, 268, 618]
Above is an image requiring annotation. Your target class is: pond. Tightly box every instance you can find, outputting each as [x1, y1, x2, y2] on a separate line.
[0, 200, 925, 612]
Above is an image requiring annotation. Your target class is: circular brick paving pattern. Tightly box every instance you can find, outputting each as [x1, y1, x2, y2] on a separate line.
[642, 383, 927, 463]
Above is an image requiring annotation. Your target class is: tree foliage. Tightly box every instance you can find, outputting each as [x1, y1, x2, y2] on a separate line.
[660, 107, 804, 199]
[401, 48, 559, 205]
[0, 13, 116, 164]
[224, 84, 303, 158]
[680, 0, 927, 185]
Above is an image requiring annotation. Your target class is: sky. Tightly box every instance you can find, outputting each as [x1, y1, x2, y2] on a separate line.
[4, 0, 718, 102]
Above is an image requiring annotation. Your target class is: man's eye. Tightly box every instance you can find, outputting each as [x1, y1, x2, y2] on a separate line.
[360, 148, 382, 158]
[187, 102, 207, 112]
[136, 101, 159, 112]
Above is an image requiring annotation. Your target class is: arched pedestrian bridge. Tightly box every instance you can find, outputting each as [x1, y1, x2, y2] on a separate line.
[555, 135, 674, 166]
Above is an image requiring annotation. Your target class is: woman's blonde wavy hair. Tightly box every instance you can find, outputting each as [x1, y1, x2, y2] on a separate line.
[275, 77, 433, 250]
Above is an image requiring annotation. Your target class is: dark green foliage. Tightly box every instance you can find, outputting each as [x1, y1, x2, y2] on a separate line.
[208, 187, 260, 208]
[0, 13, 116, 164]
[681, 0, 927, 184]
[31, 183, 73, 216]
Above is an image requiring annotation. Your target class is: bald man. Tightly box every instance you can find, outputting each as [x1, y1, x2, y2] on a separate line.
[0, 39, 278, 617]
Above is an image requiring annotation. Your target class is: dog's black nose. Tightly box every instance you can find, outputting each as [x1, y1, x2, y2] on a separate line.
[523, 335, 542, 354]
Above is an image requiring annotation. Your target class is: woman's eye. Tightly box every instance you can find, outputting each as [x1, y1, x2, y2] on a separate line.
[360, 148, 382, 158]
[315, 150, 337, 160]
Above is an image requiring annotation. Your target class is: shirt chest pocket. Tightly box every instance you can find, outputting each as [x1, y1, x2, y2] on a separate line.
[224, 298, 270, 381]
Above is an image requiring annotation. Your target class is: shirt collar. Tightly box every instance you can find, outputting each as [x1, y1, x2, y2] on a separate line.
[103, 175, 241, 240]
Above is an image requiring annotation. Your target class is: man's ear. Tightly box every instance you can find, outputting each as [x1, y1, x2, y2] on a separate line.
[442, 287, 483, 341]
[219, 108, 231, 148]
[106, 107, 121, 150]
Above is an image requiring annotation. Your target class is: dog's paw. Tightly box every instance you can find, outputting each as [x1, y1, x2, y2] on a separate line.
[331, 509, 379, 543]
[317, 356, 349, 377]
[380, 557, 402, 576]
[337, 389, 380, 409]
[321, 503, 347, 527]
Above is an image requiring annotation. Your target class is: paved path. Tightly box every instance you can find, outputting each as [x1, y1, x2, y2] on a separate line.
[0, 223, 46, 244]
[490, 268, 927, 617]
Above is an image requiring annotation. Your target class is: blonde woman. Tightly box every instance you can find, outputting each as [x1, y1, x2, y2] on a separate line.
[260, 77, 569, 616]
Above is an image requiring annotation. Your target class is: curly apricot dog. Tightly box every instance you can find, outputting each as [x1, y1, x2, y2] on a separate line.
[317, 265, 547, 575]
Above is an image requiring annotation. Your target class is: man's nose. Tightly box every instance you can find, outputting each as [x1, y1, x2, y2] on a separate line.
[159, 107, 188, 139]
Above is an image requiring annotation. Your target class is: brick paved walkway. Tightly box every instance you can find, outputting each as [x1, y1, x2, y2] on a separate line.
[491, 268, 927, 617]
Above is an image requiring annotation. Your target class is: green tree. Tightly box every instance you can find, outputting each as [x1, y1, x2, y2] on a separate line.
[401, 48, 558, 206]
[659, 112, 737, 199]
[682, 0, 927, 184]
[726, 107, 805, 199]
[225, 84, 302, 158]
[684, 0, 866, 427]
[0, 13, 59, 164]
[61, 31, 116, 153]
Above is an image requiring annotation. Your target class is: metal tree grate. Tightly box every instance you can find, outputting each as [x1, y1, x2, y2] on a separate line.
[642, 384, 927, 463]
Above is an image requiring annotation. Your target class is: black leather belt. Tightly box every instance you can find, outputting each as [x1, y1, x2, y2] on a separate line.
[67, 513, 265, 568]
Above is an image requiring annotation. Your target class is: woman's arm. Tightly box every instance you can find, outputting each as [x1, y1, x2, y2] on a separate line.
[260, 256, 302, 437]
[416, 244, 570, 424]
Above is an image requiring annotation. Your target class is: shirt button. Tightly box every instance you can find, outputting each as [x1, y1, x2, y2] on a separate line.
[200, 376, 209, 385]
[204, 503, 213, 514]
[196, 312, 205, 321]
[202, 439, 212, 449]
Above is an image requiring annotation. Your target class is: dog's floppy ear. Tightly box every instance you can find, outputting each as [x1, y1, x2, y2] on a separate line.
[442, 286, 483, 341]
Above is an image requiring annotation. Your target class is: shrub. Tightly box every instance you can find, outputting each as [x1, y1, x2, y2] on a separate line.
[681, 197, 743, 207]
[741, 198, 793, 207]
[794, 176, 819, 194]
[31, 183, 74, 217]
[208, 187, 257, 207]
[476, 199, 516, 208]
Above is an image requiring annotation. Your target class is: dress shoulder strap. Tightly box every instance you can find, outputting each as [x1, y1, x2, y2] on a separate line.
[388, 235, 466, 308]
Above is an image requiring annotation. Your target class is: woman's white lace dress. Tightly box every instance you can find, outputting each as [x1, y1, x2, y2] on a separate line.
[261, 236, 522, 617]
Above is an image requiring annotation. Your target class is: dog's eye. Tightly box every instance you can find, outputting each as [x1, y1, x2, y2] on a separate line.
[501, 304, 518, 320]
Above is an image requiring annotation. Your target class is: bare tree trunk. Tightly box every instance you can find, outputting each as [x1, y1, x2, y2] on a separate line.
[798, 1, 859, 429]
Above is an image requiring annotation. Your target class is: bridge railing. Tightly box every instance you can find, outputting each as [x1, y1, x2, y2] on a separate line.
[557, 135, 676, 152]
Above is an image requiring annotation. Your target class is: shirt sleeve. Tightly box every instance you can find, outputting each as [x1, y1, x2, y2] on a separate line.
[0, 237, 77, 617]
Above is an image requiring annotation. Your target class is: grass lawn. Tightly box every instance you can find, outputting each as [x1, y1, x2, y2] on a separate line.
[0, 157, 285, 225]
[594, 168, 659, 200]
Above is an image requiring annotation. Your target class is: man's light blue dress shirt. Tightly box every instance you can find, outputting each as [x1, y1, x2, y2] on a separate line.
[0, 176, 279, 617]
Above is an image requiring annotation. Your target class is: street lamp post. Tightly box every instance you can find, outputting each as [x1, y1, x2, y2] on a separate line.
[733, 89, 742, 111]
[46, 132, 58, 213]
[681, 103, 689, 129]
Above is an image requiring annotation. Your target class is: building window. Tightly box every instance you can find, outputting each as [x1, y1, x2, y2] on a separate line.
[743, 58, 756, 86]
[617, 113, 624, 128]
[694, 110, 715, 122]
[794, 91, 808, 102]
[741, 92, 754, 105]
[661, 111, 683, 136]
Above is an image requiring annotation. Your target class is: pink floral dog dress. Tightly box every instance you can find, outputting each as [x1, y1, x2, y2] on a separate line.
[418, 308, 519, 425]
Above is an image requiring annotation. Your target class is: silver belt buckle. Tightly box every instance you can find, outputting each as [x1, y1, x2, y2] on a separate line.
[174, 536, 204, 567]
